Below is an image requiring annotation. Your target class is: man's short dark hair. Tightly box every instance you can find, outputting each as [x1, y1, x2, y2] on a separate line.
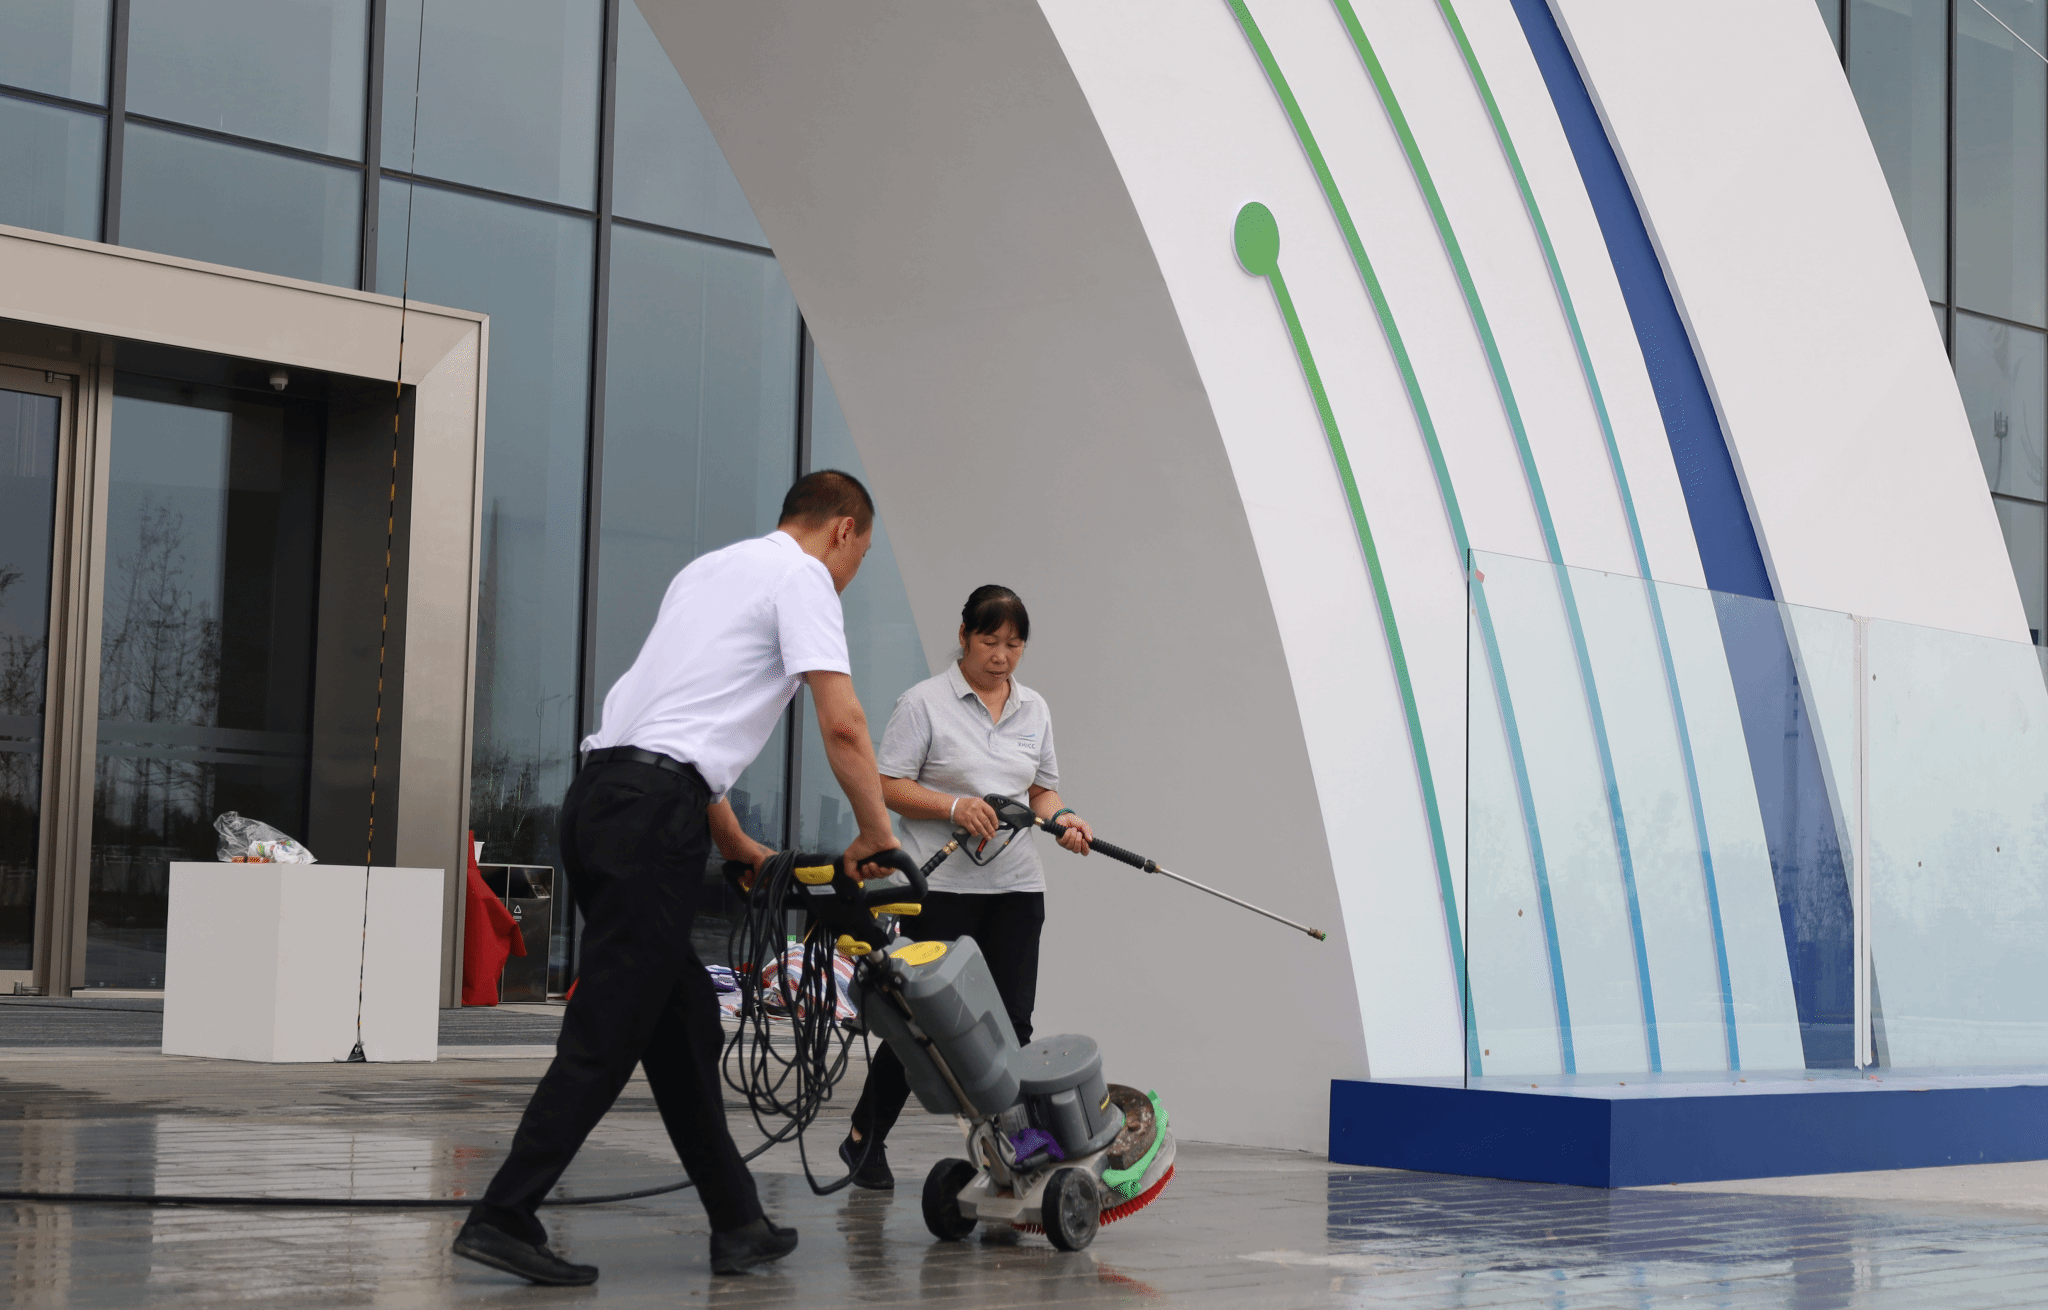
[779, 469, 874, 535]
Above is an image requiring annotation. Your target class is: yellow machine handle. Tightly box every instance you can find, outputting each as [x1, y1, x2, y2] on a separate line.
[835, 935, 874, 956]
[889, 940, 947, 966]
[867, 903, 922, 915]
[795, 864, 835, 885]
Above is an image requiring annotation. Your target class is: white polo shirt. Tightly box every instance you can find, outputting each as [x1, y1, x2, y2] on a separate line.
[582, 530, 849, 796]
[877, 663, 1060, 894]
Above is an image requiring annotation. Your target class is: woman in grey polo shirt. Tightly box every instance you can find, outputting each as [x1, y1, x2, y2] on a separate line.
[840, 584, 1093, 1189]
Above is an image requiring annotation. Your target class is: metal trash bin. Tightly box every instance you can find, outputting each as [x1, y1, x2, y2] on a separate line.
[479, 863, 554, 1003]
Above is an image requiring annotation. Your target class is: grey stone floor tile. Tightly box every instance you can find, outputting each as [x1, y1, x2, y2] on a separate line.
[12, 1054, 2048, 1308]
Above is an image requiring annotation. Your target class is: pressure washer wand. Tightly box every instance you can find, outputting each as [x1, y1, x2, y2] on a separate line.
[1131, 858, 1326, 942]
[997, 799, 1326, 942]
[1093, 839, 1326, 942]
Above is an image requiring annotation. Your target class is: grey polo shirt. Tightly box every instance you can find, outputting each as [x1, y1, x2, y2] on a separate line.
[877, 663, 1060, 894]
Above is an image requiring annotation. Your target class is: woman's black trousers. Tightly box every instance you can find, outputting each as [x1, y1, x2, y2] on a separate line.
[849, 889, 1046, 1144]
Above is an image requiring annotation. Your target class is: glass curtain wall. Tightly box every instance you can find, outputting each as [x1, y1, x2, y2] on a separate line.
[1846, 0, 1951, 301]
[119, 0, 372, 283]
[375, 182, 595, 880]
[0, 0, 373, 278]
[795, 350, 932, 853]
[1830, 0, 2048, 644]
[610, 0, 766, 247]
[0, 0, 109, 239]
[0, 0, 930, 989]
[595, 225, 798, 853]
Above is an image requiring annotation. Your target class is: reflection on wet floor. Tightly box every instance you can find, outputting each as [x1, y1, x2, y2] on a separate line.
[0, 995, 567, 1049]
[7, 1053, 2048, 1307]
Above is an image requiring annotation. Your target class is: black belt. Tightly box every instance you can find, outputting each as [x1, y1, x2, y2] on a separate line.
[581, 746, 704, 785]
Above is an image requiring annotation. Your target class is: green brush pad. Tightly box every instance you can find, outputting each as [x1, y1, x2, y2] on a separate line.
[1101, 1090, 1168, 1200]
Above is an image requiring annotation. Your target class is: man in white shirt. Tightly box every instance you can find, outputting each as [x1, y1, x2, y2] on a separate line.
[455, 470, 901, 1285]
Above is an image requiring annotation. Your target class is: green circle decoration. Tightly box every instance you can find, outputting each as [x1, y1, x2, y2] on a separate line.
[1233, 202, 1280, 277]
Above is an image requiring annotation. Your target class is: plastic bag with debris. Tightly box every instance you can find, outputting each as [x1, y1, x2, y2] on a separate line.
[213, 811, 317, 864]
[755, 945, 857, 1021]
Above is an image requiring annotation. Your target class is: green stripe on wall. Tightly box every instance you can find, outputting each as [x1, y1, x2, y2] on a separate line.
[1327, 0, 1662, 1070]
[1231, 199, 1477, 1074]
[1226, 0, 1574, 1074]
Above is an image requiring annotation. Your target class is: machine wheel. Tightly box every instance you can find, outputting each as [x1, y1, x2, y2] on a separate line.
[922, 1158, 980, 1241]
[1041, 1167, 1101, 1252]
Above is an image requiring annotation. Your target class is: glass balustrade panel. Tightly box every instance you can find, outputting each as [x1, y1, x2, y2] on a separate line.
[1466, 551, 1850, 1086]
[1866, 613, 2048, 1071]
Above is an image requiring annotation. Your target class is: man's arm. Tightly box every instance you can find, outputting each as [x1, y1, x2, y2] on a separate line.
[805, 670, 900, 877]
[706, 797, 774, 875]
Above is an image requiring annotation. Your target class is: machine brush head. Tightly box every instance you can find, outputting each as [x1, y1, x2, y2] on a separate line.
[1014, 1086, 1175, 1235]
[1099, 1164, 1174, 1225]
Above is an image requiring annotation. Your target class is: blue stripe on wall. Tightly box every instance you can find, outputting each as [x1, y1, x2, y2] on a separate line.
[1505, 0, 1857, 1068]
[1503, 0, 1768, 601]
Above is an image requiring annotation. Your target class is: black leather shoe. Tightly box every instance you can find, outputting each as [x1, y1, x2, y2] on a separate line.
[840, 1133, 894, 1190]
[452, 1219, 599, 1286]
[710, 1216, 799, 1274]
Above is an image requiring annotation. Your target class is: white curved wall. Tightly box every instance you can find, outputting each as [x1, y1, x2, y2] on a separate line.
[644, 0, 2011, 1147]
[643, 0, 1367, 1150]
[1551, 0, 2021, 642]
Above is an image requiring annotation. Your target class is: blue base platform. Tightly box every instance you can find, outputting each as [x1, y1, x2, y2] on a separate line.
[1331, 1073, 2048, 1188]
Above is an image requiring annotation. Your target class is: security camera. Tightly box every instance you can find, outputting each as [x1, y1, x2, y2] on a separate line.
[269, 369, 289, 392]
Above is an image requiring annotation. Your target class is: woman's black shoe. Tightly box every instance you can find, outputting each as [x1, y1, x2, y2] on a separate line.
[840, 1133, 894, 1189]
[710, 1216, 799, 1273]
[451, 1219, 599, 1286]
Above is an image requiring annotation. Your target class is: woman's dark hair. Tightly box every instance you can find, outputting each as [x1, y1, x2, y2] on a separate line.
[961, 584, 1029, 643]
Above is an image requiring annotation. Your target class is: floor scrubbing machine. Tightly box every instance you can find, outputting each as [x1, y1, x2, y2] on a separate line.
[725, 795, 1320, 1252]
[852, 917, 1176, 1251]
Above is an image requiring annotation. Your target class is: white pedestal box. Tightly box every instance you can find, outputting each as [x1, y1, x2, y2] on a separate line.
[162, 863, 445, 1063]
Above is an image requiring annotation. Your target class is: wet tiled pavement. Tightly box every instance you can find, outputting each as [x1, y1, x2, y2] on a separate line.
[6, 1019, 2048, 1306]
[0, 996, 566, 1047]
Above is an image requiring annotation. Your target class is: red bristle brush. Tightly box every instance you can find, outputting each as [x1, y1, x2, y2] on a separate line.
[1013, 1163, 1175, 1233]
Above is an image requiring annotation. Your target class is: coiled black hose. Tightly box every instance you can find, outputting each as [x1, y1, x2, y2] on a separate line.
[720, 848, 883, 1197]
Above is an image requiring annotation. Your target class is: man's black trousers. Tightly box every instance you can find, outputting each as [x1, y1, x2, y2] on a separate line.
[849, 890, 1045, 1145]
[473, 758, 760, 1242]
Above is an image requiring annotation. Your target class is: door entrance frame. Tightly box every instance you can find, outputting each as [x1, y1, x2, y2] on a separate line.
[0, 223, 489, 1005]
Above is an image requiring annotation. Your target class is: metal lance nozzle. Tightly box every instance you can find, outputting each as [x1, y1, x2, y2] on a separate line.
[1140, 860, 1327, 942]
[1035, 812, 1326, 941]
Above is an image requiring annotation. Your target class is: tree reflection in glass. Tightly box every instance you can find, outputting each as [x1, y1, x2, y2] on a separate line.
[0, 387, 60, 973]
[86, 378, 321, 990]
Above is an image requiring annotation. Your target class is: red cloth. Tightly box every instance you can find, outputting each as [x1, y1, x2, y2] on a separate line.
[461, 832, 525, 1006]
